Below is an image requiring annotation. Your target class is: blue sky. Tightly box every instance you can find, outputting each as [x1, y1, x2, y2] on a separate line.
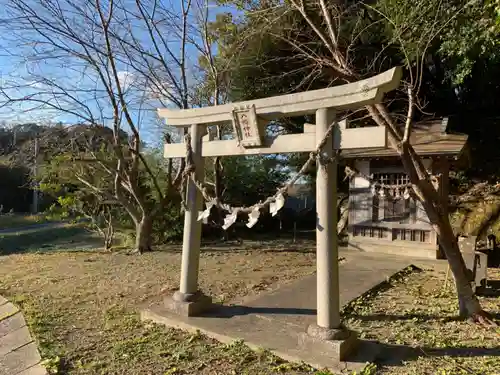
[0, 0, 240, 148]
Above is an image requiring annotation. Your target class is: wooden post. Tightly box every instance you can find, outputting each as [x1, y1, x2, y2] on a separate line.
[435, 157, 450, 259]
[438, 157, 450, 215]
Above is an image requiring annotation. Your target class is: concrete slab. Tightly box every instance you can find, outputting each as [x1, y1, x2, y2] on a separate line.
[0, 312, 26, 339]
[0, 303, 18, 322]
[0, 326, 33, 356]
[239, 255, 411, 328]
[0, 342, 41, 375]
[0, 296, 47, 375]
[142, 251, 417, 373]
[142, 304, 376, 373]
[18, 364, 48, 375]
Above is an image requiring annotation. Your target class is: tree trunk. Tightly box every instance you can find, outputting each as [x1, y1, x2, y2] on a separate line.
[405, 159, 488, 321]
[434, 215, 481, 317]
[104, 220, 114, 251]
[135, 215, 153, 253]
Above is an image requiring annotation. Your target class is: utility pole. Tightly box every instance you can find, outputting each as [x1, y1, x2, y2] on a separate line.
[32, 136, 39, 213]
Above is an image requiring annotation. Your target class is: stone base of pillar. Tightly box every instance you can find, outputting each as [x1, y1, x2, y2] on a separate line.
[298, 324, 358, 361]
[164, 291, 213, 317]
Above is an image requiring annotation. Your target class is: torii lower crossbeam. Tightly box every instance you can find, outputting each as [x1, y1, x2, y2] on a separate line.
[163, 122, 387, 158]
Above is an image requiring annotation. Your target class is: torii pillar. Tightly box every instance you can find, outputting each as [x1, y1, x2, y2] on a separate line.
[313, 108, 341, 330]
[157, 67, 402, 360]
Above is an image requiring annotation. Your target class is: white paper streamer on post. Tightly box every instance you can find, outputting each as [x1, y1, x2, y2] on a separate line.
[395, 187, 401, 199]
[403, 187, 411, 200]
[379, 188, 385, 198]
[246, 207, 261, 228]
[269, 193, 286, 217]
[197, 201, 215, 223]
[222, 210, 238, 230]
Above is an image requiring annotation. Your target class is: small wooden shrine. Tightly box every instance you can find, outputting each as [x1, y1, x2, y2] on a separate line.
[342, 117, 468, 259]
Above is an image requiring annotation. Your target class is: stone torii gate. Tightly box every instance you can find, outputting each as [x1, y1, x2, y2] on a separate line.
[158, 67, 402, 358]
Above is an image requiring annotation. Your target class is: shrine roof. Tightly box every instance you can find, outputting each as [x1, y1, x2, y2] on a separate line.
[340, 117, 468, 160]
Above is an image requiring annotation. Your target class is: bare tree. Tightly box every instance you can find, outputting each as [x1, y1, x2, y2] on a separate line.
[0, 0, 200, 253]
[231, 0, 494, 323]
[188, 0, 239, 236]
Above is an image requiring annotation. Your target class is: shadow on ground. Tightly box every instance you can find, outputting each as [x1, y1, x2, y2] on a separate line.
[0, 225, 103, 255]
[198, 304, 316, 319]
[348, 311, 500, 323]
[480, 279, 500, 297]
[375, 341, 500, 366]
[157, 238, 318, 254]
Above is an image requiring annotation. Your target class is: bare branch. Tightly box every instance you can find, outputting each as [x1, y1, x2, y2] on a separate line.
[403, 86, 414, 144]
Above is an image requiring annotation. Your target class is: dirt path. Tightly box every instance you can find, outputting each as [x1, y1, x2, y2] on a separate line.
[0, 222, 66, 235]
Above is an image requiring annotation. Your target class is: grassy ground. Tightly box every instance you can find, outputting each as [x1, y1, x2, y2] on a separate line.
[344, 267, 500, 375]
[0, 235, 499, 374]
[0, 239, 320, 375]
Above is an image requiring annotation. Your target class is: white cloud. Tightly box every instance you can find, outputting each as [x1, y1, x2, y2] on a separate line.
[26, 80, 47, 89]
[148, 84, 171, 100]
[116, 71, 136, 91]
